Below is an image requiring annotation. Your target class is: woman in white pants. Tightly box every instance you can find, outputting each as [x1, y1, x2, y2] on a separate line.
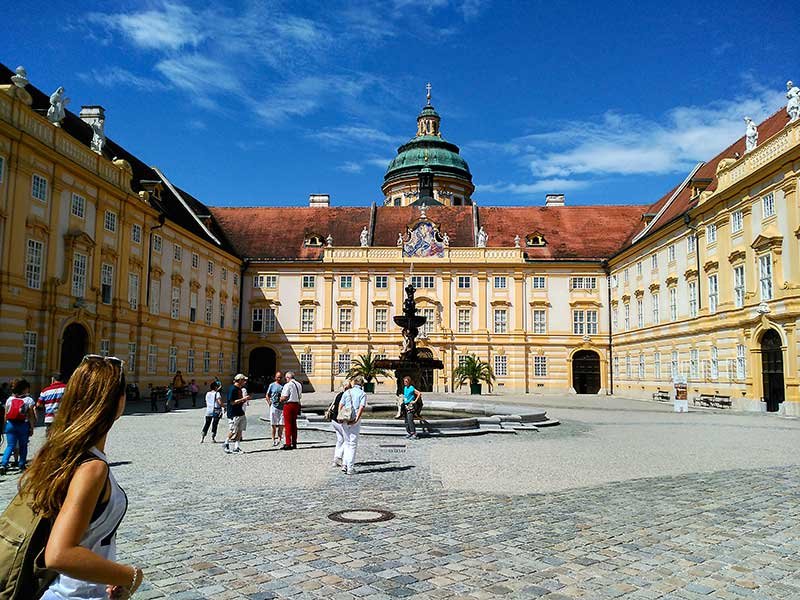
[339, 375, 367, 475]
[331, 381, 350, 467]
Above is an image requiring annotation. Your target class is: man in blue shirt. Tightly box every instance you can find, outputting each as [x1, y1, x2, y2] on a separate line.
[266, 371, 284, 447]
[401, 376, 422, 439]
[339, 376, 368, 475]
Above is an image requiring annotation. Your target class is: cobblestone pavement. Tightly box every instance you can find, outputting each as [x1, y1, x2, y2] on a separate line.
[1, 395, 799, 599]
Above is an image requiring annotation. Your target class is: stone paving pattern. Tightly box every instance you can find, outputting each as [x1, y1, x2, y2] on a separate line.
[1, 393, 799, 599]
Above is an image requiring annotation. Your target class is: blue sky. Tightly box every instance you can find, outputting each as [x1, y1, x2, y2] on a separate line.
[2, 0, 795, 207]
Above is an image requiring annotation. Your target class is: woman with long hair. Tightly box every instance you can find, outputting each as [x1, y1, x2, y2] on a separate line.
[20, 355, 143, 599]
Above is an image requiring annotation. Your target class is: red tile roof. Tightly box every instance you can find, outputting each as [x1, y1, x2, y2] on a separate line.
[373, 205, 476, 247]
[478, 206, 647, 260]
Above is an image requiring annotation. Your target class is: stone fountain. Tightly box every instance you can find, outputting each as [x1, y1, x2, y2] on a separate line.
[376, 283, 444, 394]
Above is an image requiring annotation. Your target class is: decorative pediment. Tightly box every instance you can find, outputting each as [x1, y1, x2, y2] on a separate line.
[205, 285, 216, 297]
[400, 218, 446, 258]
[569, 299, 602, 308]
[525, 232, 547, 247]
[456, 299, 476, 307]
[415, 295, 441, 306]
[128, 255, 143, 269]
[299, 298, 319, 306]
[26, 215, 50, 238]
[752, 231, 782, 252]
[665, 276, 679, 286]
[529, 299, 551, 308]
[150, 265, 164, 278]
[610, 299, 618, 307]
[634, 289, 644, 299]
[648, 282, 660, 293]
[100, 244, 118, 260]
[728, 249, 746, 263]
[703, 260, 719, 273]
[251, 297, 281, 307]
[171, 272, 184, 285]
[336, 298, 357, 306]
[219, 290, 228, 301]
[684, 268, 698, 280]
[620, 294, 631, 302]
[372, 299, 393, 306]
[64, 229, 95, 250]
[490, 299, 511, 307]
[189, 279, 201, 291]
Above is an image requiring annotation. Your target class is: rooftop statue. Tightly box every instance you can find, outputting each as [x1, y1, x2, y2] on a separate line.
[397, 232, 403, 247]
[326, 234, 333, 248]
[787, 81, 800, 123]
[360, 226, 369, 247]
[90, 118, 105, 154]
[442, 232, 450, 247]
[514, 234, 520, 248]
[11, 66, 28, 88]
[744, 117, 758, 153]
[47, 86, 69, 126]
[477, 226, 488, 248]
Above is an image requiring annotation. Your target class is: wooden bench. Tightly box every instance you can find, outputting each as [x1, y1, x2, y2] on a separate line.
[693, 394, 732, 409]
[652, 390, 670, 402]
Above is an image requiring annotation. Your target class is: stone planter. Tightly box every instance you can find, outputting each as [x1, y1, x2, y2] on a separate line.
[469, 383, 482, 395]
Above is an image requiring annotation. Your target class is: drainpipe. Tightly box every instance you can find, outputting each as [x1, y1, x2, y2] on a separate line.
[683, 213, 702, 311]
[603, 260, 613, 396]
[236, 259, 248, 373]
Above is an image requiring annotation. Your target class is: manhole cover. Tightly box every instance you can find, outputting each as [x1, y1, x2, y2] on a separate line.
[328, 509, 396, 523]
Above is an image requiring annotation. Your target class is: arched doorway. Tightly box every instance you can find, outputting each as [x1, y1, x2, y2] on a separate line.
[248, 347, 277, 393]
[572, 350, 601, 394]
[60, 323, 89, 381]
[417, 347, 434, 392]
[760, 330, 784, 412]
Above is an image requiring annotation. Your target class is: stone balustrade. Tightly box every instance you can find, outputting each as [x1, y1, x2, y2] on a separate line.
[324, 246, 526, 263]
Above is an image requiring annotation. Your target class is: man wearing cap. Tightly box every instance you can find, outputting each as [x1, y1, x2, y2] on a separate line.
[37, 372, 66, 436]
[224, 374, 251, 454]
[280, 371, 302, 450]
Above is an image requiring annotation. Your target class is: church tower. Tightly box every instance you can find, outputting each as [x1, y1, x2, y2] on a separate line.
[382, 84, 475, 206]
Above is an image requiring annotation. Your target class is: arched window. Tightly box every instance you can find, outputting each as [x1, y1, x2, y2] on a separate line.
[305, 234, 324, 247]
[526, 233, 547, 247]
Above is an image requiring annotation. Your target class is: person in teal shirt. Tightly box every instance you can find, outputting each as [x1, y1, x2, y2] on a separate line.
[402, 376, 422, 439]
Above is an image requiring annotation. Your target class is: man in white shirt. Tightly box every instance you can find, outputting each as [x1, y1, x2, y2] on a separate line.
[280, 371, 302, 450]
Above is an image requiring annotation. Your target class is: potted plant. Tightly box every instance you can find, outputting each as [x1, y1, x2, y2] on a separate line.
[452, 355, 495, 395]
[346, 351, 391, 393]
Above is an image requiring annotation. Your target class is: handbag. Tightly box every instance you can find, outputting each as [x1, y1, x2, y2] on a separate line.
[324, 392, 342, 422]
[337, 391, 354, 422]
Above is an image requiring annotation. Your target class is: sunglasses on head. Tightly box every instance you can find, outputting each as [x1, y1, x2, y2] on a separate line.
[81, 354, 125, 382]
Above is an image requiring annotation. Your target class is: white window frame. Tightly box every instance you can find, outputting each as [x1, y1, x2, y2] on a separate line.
[219, 301, 226, 328]
[637, 299, 644, 328]
[688, 281, 698, 317]
[733, 265, 745, 308]
[300, 353, 313, 374]
[32, 174, 47, 202]
[338, 307, 352, 332]
[638, 354, 645, 379]
[731, 210, 743, 233]
[191, 252, 199, 269]
[759, 254, 773, 301]
[493, 308, 508, 334]
[494, 355, 508, 377]
[23, 331, 37, 373]
[101, 263, 113, 305]
[636, 262, 642, 278]
[147, 345, 157, 374]
[457, 308, 471, 333]
[251, 307, 264, 332]
[706, 223, 717, 244]
[493, 276, 507, 289]
[736, 344, 746, 380]
[654, 352, 661, 380]
[207, 261, 215, 276]
[25, 239, 44, 290]
[103, 210, 117, 233]
[651, 254, 658, 271]
[420, 307, 435, 336]
[687, 234, 697, 254]
[623, 303, 630, 330]
[218, 352, 224, 373]
[72, 252, 88, 298]
[710, 346, 719, 380]
[203, 351, 210, 373]
[303, 275, 317, 289]
[128, 273, 140, 310]
[570, 276, 597, 290]
[708, 274, 719, 314]
[531, 276, 546, 289]
[340, 275, 353, 289]
[301, 307, 315, 333]
[651, 293, 660, 324]
[187, 349, 195, 374]
[374, 275, 388, 289]
[168, 346, 178, 374]
[374, 307, 388, 333]
[411, 275, 435, 289]
[337, 353, 351, 375]
[149, 279, 160, 314]
[171, 286, 181, 319]
[668, 244, 676, 262]
[173, 244, 182, 262]
[152, 234, 162, 253]
[690, 349, 699, 379]
[457, 276, 471, 289]
[205, 298, 213, 326]
[671, 350, 679, 379]
[533, 356, 547, 377]
[532, 309, 547, 334]
[669, 287, 677, 321]
[131, 224, 142, 244]
[762, 192, 775, 219]
[128, 342, 137, 373]
[189, 291, 198, 323]
[71, 193, 86, 219]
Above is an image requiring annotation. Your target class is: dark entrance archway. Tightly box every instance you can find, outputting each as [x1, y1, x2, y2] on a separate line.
[248, 347, 277, 393]
[60, 323, 89, 381]
[417, 348, 434, 392]
[760, 330, 784, 412]
[572, 350, 601, 394]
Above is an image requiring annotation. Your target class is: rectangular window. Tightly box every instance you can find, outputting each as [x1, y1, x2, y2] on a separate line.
[668, 244, 676, 262]
[218, 352, 224, 373]
[710, 347, 719, 380]
[534, 356, 547, 377]
[128, 274, 139, 310]
[612, 308, 618, 331]
[219, 302, 225, 328]
[168, 346, 177, 373]
[654, 351, 661, 379]
[736, 344, 746, 379]
[669, 287, 678, 321]
[132, 224, 142, 244]
[623, 303, 630, 330]
[708, 274, 719, 314]
[72, 253, 87, 298]
[531, 276, 546, 289]
[623, 269, 629, 284]
[337, 353, 351, 375]
[572, 310, 585, 335]
[374, 275, 388, 289]
[252, 275, 264, 288]
[149, 279, 160, 314]
[264, 308, 276, 332]
[671, 351, 679, 379]
[187, 349, 195, 374]
[101, 263, 113, 305]
[636, 262, 642, 277]
[493, 276, 507, 289]
[734, 265, 745, 308]
[651, 293, 660, 324]
[32, 174, 47, 202]
[103, 210, 117, 233]
[231, 353, 237, 374]
[651, 254, 658, 271]
[301, 307, 315, 333]
[170, 286, 181, 319]
[189, 291, 197, 323]
[762, 192, 775, 218]
[637, 299, 644, 328]
[173, 244, 182, 262]
[493, 309, 508, 334]
[303, 275, 316, 289]
[233, 273, 239, 287]
[494, 355, 508, 377]
[690, 349, 699, 379]
[340, 275, 353, 289]
[152, 234, 162, 253]
[252, 308, 263, 332]
[457, 308, 471, 333]
[205, 298, 213, 326]
[232, 304, 239, 327]
[570, 276, 597, 290]
[374, 308, 387, 333]
[191, 252, 199, 269]
[203, 351, 210, 373]
[586, 310, 598, 335]
[731, 210, 743, 233]
[638, 354, 645, 379]
[687, 234, 696, 254]
[300, 353, 313, 374]
[222, 268, 227, 281]
[420, 307, 435, 336]
[411, 275, 434, 289]
[759, 254, 773, 300]
[457, 276, 471, 289]
[706, 223, 717, 244]
[338, 307, 352, 332]
[611, 274, 618, 288]
[626, 355, 631, 378]
[688, 281, 698, 317]
[25, 239, 43, 289]
[207, 261, 214, 276]
[533, 309, 547, 334]
[613, 356, 619, 378]
[128, 342, 136, 373]
[71, 193, 86, 218]
[147, 345, 157, 374]
[22, 331, 37, 373]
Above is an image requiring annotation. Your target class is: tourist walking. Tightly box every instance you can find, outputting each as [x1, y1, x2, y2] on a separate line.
[0, 379, 36, 475]
[37, 372, 66, 436]
[329, 381, 350, 467]
[224, 374, 250, 454]
[20, 355, 144, 599]
[401, 375, 422, 439]
[201, 381, 223, 443]
[280, 371, 302, 450]
[338, 376, 367, 475]
[266, 371, 284, 447]
[190, 379, 199, 408]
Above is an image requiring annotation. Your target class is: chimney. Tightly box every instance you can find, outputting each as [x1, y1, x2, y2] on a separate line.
[309, 193, 330, 208]
[79, 105, 105, 126]
[545, 193, 565, 207]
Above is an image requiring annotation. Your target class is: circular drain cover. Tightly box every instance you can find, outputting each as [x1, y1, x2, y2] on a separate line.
[328, 509, 396, 523]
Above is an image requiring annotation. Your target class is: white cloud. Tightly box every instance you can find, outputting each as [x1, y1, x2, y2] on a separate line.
[155, 54, 240, 94]
[478, 179, 590, 195]
[338, 161, 364, 173]
[337, 157, 393, 174]
[311, 126, 402, 146]
[253, 76, 372, 124]
[88, 2, 205, 51]
[78, 67, 167, 90]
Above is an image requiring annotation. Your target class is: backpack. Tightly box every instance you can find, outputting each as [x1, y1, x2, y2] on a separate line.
[5, 398, 27, 422]
[0, 493, 56, 599]
[324, 392, 343, 422]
